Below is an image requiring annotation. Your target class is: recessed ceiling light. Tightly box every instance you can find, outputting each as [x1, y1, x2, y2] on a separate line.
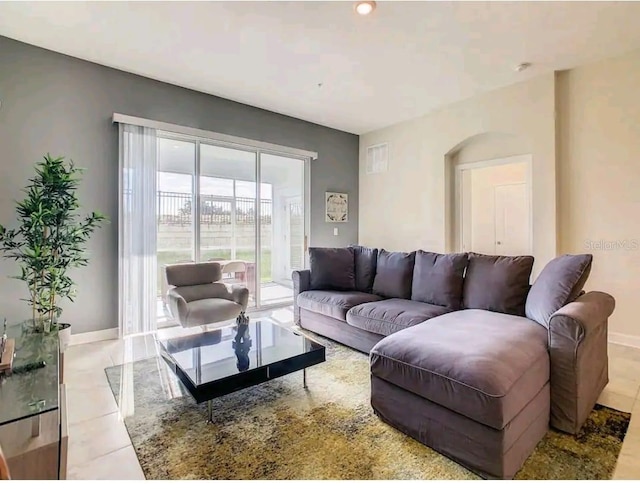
[355, 1, 376, 16]
[514, 62, 532, 72]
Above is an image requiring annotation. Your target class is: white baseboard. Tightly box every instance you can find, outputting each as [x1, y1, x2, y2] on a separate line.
[608, 332, 640, 350]
[70, 327, 119, 346]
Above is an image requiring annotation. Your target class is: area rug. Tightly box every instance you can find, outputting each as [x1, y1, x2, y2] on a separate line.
[105, 334, 630, 480]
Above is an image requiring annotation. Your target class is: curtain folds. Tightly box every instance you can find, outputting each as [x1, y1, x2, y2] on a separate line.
[118, 124, 158, 337]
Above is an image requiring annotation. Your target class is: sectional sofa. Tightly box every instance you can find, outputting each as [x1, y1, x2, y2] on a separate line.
[292, 247, 615, 479]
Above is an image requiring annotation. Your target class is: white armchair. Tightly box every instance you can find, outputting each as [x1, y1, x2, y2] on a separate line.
[165, 262, 249, 328]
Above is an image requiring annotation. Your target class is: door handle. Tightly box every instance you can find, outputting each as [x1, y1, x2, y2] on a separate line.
[496, 241, 502, 245]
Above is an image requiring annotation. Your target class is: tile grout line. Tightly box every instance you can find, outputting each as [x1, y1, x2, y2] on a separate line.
[68, 445, 144, 480]
[65, 357, 139, 472]
[68, 410, 127, 429]
[613, 370, 640, 479]
[68, 442, 135, 473]
[66, 381, 121, 427]
[68, 409, 121, 428]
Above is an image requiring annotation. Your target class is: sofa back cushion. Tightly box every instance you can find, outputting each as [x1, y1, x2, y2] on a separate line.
[166, 262, 221, 286]
[525, 254, 593, 327]
[411, 251, 469, 309]
[372, 250, 416, 299]
[463, 253, 534, 316]
[350, 245, 378, 293]
[309, 247, 355, 291]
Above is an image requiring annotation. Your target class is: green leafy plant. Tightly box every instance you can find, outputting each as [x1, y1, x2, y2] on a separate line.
[0, 154, 107, 327]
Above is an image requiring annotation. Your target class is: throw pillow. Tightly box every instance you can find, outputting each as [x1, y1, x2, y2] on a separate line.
[372, 249, 416, 299]
[525, 254, 593, 327]
[350, 245, 378, 293]
[309, 247, 355, 291]
[411, 251, 469, 309]
[462, 253, 534, 316]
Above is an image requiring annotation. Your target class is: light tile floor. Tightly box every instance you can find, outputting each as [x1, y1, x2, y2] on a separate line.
[63, 313, 640, 480]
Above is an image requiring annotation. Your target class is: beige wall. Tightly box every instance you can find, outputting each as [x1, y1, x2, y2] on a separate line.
[455, 133, 530, 166]
[360, 49, 640, 338]
[359, 73, 557, 271]
[557, 50, 640, 338]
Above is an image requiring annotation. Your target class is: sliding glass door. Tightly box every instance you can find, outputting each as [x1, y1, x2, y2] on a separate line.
[156, 134, 308, 323]
[260, 153, 306, 306]
[199, 143, 257, 308]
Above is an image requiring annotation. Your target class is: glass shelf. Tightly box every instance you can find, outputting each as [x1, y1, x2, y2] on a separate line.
[0, 320, 60, 426]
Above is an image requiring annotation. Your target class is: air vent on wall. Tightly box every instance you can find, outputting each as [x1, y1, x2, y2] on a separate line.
[366, 142, 388, 174]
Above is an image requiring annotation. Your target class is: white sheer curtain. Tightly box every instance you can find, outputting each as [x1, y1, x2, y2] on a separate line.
[118, 123, 158, 337]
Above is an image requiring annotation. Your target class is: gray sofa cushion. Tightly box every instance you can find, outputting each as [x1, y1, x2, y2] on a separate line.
[296, 290, 382, 321]
[309, 247, 355, 291]
[463, 253, 534, 316]
[525, 254, 593, 327]
[372, 250, 416, 299]
[351, 245, 378, 293]
[411, 251, 468, 309]
[370, 309, 549, 430]
[346, 298, 451, 336]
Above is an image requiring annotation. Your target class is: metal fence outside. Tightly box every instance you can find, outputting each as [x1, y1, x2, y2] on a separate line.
[157, 191, 272, 226]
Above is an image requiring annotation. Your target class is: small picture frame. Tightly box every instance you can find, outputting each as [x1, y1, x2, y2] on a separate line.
[325, 192, 348, 223]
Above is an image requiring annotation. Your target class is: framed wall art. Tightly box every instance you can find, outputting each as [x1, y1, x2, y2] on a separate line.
[325, 192, 348, 222]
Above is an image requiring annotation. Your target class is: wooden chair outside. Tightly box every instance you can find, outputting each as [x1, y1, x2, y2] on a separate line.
[221, 260, 247, 285]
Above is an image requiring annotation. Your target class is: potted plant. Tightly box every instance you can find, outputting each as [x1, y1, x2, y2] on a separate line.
[0, 154, 107, 349]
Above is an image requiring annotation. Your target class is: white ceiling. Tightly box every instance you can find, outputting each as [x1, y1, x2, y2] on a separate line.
[2, 1, 640, 135]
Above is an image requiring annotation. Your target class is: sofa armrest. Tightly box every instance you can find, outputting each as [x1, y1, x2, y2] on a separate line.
[166, 287, 189, 322]
[548, 291, 615, 433]
[230, 285, 249, 311]
[550, 291, 615, 343]
[292, 270, 311, 325]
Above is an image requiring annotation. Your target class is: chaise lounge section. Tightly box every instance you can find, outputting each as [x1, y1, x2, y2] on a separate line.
[370, 310, 550, 479]
[293, 247, 615, 479]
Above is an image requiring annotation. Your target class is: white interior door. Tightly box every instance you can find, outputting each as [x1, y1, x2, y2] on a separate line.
[457, 159, 531, 255]
[494, 183, 530, 255]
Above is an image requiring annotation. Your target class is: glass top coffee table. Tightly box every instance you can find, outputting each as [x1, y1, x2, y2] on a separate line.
[157, 319, 326, 422]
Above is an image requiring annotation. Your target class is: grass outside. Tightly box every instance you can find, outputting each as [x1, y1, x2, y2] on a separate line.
[157, 249, 272, 295]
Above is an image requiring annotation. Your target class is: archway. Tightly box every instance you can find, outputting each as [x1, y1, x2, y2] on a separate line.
[443, 132, 532, 253]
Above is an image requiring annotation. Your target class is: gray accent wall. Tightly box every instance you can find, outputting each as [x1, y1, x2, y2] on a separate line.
[0, 36, 359, 333]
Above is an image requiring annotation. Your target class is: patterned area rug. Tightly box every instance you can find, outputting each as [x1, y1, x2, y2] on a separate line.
[105, 334, 630, 480]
